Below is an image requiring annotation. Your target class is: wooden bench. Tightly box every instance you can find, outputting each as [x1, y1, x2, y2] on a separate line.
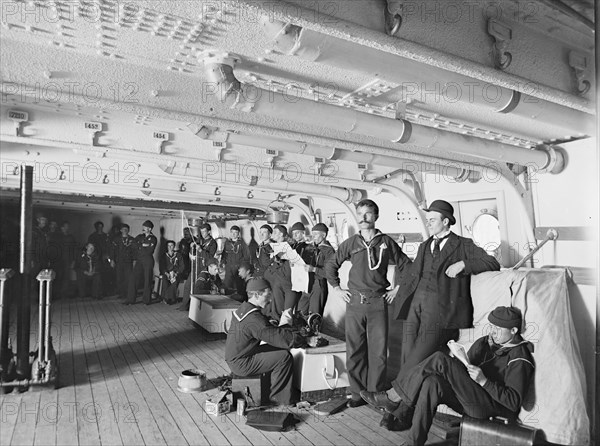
[188, 293, 241, 333]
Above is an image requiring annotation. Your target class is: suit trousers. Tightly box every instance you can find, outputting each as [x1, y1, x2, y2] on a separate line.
[227, 345, 295, 405]
[345, 291, 388, 399]
[391, 288, 458, 421]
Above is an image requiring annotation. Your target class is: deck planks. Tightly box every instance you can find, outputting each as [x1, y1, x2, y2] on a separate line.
[0, 297, 453, 446]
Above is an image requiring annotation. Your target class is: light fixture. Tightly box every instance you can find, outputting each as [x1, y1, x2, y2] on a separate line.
[247, 190, 254, 199]
[180, 183, 187, 192]
[142, 179, 150, 188]
[214, 187, 221, 195]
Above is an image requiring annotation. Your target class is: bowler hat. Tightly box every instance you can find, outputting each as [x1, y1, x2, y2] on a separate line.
[291, 222, 306, 232]
[246, 277, 271, 292]
[423, 200, 456, 226]
[488, 306, 522, 329]
[142, 220, 154, 229]
[312, 223, 329, 234]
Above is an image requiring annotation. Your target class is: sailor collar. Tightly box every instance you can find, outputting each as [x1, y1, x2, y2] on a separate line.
[234, 302, 261, 322]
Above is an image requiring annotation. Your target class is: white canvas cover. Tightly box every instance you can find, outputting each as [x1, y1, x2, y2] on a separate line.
[461, 268, 590, 445]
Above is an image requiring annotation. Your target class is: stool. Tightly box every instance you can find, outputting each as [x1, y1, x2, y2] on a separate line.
[231, 373, 270, 407]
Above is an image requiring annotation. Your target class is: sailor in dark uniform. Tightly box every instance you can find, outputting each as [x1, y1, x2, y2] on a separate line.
[161, 240, 185, 304]
[225, 278, 309, 406]
[254, 224, 274, 277]
[195, 223, 217, 272]
[124, 220, 157, 305]
[222, 225, 250, 293]
[298, 223, 336, 316]
[110, 223, 135, 299]
[192, 258, 223, 294]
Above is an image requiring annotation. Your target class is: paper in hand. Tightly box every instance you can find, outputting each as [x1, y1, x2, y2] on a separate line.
[447, 340, 470, 367]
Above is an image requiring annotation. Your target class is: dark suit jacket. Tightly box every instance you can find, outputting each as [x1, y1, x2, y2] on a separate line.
[393, 232, 500, 329]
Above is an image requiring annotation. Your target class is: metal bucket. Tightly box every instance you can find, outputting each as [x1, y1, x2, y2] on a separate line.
[266, 200, 290, 224]
[177, 369, 207, 393]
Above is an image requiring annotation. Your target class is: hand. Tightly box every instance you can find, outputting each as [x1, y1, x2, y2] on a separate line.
[306, 336, 319, 348]
[383, 285, 399, 304]
[334, 286, 351, 303]
[110, 260, 115, 268]
[445, 261, 465, 278]
[304, 265, 316, 273]
[467, 365, 488, 386]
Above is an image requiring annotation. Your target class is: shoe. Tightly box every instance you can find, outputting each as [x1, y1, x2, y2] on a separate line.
[359, 390, 399, 413]
[379, 412, 411, 431]
[346, 398, 367, 408]
[122, 301, 133, 306]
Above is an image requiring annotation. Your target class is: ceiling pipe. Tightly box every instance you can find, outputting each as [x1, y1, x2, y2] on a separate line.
[218, 132, 479, 182]
[250, 1, 592, 113]
[202, 53, 565, 173]
[0, 86, 519, 176]
[261, 19, 594, 140]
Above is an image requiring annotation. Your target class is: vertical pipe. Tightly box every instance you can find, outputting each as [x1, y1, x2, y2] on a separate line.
[594, 2, 599, 442]
[45, 280, 51, 362]
[16, 165, 33, 378]
[38, 278, 44, 364]
[0, 276, 6, 373]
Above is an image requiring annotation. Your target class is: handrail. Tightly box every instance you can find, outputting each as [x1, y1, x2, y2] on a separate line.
[512, 229, 559, 270]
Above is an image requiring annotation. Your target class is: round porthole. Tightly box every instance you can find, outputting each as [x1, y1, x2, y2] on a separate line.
[472, 212, 501, 255]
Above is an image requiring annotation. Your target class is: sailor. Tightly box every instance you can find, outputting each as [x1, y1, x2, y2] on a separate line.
[235, 261, 254, 301]
[192, 258, 223, 294]
[161, 240, 185, 304]
[178, 227, 193, 281]
[110, 223, 135, 300]
[297, 223, 336, 316]
[76, 242, 102, 299]
[361, 306, 534, 445]
[264, 224, 300, 321]
[384, 199, 501, 429]
[225, 278, 309, 406]
[326, 199, 412, 408]
[195, 223, 218, 272]
[254, 224, 274, 277]
[124, 220, 157, 305]
[222, 225, 250, 293]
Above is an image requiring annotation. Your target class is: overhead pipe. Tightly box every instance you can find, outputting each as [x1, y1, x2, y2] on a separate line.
[0, 85, 522, 177]
[220, 133, 479, 182]
[261, 19, 594, 139]
[202, 52, 565, 173]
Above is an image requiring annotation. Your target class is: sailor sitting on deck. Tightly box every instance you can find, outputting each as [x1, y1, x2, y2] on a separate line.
[225, 277, 314, 406]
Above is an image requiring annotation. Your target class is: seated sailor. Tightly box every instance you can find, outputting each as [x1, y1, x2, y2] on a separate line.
[224, 278, 309, 406]
[192, 258, 223, 294]
[361, 306, 535, 445]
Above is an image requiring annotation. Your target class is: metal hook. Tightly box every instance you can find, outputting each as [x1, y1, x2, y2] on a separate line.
[386, 14, 402, 36]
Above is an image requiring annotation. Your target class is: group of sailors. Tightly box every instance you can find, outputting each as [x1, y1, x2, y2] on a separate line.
[224, 198, 535, 446]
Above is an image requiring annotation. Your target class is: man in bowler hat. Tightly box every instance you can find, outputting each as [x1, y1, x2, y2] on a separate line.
[124, 220, 157, 305]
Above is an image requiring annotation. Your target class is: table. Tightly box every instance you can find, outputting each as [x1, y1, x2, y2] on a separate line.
[188, 293, 241, 333]
[291, 334, 349, 401]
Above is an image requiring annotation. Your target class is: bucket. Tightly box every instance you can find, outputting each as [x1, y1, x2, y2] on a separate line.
[266, 200, 290, 224]
[177, 369, 207, 393]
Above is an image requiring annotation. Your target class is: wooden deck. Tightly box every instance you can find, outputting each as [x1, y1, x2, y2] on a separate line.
[1, 297, 457, 445]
